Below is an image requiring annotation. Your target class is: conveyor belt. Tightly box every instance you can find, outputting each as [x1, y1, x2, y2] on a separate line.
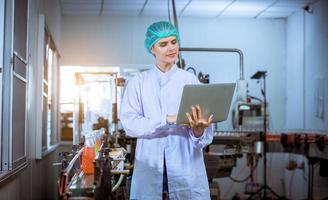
[212, 131, 328, 160]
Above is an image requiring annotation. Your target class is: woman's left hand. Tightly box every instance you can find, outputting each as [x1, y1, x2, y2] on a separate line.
[186, 105, 213, 138]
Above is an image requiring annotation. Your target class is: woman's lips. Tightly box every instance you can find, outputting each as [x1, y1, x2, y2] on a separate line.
[167, 53, 176, 57]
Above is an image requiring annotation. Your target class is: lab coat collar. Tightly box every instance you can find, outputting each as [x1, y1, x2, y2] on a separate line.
[153, 64, 178, 87]
[153, 63, 178, 79]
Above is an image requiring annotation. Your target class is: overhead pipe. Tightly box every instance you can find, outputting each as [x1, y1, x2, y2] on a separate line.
[171, 0, 184, 69]
[179, 47, 247, 101]
[179, 47, 244, 80]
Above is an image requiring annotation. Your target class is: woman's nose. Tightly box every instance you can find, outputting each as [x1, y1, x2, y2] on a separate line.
[168, 44, 175, 51]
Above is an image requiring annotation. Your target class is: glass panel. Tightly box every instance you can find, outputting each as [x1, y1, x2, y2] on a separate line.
[13, 0, 27, 59]
[12, 77, 26, 161]
[44, 34, 49, 80]
[47, 47, 53, 146]
[14, 55, 26, 78]
[42, 95, 47, 149]
[10, 0, 28, 167]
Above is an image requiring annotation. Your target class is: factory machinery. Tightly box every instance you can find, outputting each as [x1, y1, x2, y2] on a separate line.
[206, 130, 328, 197]
[57, 130, 328, 199]
[213, 130, 327, 153]
[57, 134, 135, 200]
[206, 71, 327, 199]
[58, 129, 328, 199]
[57, 68, 328, 200]
[209, 130, 328, 168]
[57, 78, 328, 200]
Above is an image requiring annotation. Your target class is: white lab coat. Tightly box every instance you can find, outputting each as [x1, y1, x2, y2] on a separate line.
[120, 65, 213, 200]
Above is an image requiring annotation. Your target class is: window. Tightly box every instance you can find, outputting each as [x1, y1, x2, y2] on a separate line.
[34, 15, 60, 158]
[44, 30, 60, 149]
[1, 0, 28, 176]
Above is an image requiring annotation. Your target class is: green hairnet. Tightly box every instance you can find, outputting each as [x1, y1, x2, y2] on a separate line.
[144, 21, 180, 54]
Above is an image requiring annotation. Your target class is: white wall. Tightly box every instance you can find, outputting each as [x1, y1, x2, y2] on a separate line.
[61, 16, 287, 130]
[286, 11, 305, 130]
[285, 3, 328, 131]
[285, 0, 328, 199]
[304, 0, 328, 131]
[286, 0, 328, 132]
[285, 9, 308, 200]
[43, 0, 62, 49]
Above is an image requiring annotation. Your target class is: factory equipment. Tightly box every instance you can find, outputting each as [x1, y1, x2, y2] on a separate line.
[211, 129, 328, 199]
[73, 72, 123, 145]
[245, 71, 280, 199]
[231, 71, 268, 132]
[211, 131, 328, 160]
[57, 70, 134, 199]
[204, 152, 238, 179]
[57, 137, 130, 200]
[232, 102, 268, 131]
[208, 70, 328, 199]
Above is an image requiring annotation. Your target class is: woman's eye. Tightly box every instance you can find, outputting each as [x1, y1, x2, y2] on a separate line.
[159, 43, 167, 47]
[171, 40, 176, 44]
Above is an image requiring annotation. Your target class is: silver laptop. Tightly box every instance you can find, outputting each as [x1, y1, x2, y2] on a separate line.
[176, 83, 236, 125]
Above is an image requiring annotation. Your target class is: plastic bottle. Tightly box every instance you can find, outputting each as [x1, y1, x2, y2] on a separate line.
[82, 133, 96, 174]
[94, 129, 104, 153]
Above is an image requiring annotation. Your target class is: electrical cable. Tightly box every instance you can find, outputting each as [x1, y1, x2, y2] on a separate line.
[247, 94, 263, 102]
[222, 165, 248, 199]
[229, 173, 252, 183]
[186, 67, 197, 75]
[229, 157, 259, 183]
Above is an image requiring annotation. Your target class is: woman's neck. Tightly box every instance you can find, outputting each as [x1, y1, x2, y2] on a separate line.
[156, 61, 174, 73]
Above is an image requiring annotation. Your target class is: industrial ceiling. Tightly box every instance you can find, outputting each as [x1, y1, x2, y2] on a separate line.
[60, 0, 317, 18]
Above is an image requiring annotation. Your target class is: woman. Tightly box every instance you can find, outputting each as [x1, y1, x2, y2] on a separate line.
[120, 21, 213, 200]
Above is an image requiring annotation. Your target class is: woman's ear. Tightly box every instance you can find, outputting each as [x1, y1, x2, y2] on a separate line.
[150, 47, 156, 57]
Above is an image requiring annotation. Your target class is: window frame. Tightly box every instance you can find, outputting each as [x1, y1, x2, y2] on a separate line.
[1, 0, 29, 179]
[34, 14, 60, 159]
[0, 0, 5, 172]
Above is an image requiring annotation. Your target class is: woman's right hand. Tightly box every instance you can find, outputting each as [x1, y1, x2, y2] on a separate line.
[186, 105, 213, 137]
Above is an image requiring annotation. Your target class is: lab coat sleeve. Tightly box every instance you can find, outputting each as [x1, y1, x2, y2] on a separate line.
[119, 78, 166, 138]
[188, 125, 213, 149]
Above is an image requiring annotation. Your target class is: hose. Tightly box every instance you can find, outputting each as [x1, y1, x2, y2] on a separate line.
[112, 174, 125, 192]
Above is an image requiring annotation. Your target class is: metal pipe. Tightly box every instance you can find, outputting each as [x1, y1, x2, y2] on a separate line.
[179, 47, 245, 80]
[171, 0, 184, 69]
[114, 73, 118, 134]
[171, 0, 179, 32]
[63, 148, 84, 174]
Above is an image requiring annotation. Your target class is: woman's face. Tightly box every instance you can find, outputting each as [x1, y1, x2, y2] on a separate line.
[151, 36, 179, 65]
